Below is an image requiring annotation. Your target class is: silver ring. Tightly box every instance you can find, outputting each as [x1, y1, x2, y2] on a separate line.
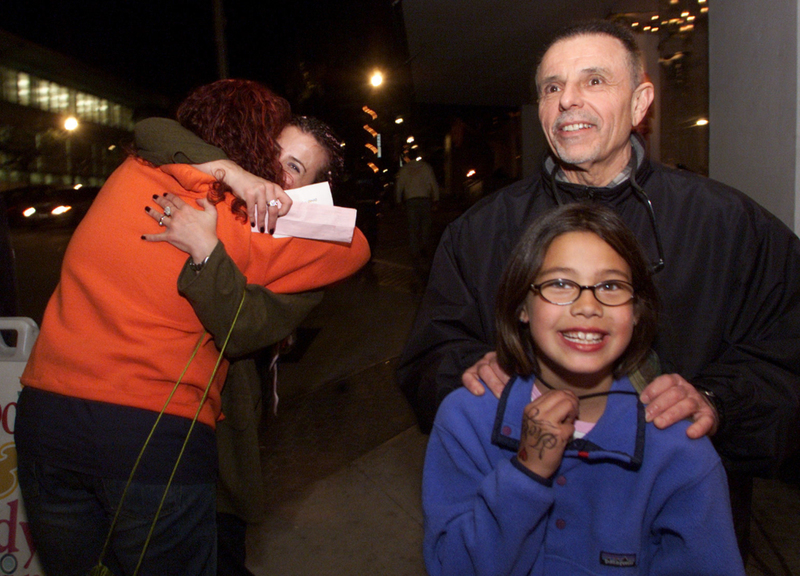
[158, 215, 166, 226]
[164, 206, 172, 217]
[268, 199, 281, 208]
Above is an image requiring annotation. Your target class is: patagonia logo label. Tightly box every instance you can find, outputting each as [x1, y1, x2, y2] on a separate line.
[600, 552, 637, 567]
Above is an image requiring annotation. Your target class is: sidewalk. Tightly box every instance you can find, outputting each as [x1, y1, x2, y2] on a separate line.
[246, 205, 428, 575]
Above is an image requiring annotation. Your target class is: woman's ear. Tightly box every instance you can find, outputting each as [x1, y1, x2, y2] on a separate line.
[519, 306, 530, 324]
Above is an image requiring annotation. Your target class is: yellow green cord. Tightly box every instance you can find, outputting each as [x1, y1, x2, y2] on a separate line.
[92, 293, 246, 575]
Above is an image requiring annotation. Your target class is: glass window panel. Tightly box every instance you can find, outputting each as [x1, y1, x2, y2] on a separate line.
[51, 84, 69, 113]
[34, 78, 50, 110]
[121, 106, 134, 130]
[17, 72, 30, 106]
[1, 67, 17, 103]
[110, 103, 121, 126]
[88, 95, 100, 122]
[98, 99, 108, 123]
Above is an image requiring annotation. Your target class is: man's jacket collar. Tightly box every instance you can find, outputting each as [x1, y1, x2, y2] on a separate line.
[541, 134, 653, 207]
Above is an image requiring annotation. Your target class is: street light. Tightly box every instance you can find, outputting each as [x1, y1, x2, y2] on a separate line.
[64, 116, 79, 131]
[370, 70, 384, 87]
[64, 116, 79, 185]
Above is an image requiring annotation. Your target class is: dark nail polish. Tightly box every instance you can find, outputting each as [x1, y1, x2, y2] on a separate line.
[269, 228, 275, 235]
[251, 221, 255, 228]
[140, 235, 146, 240]
[260, 226, 265, 233]
[145, 206, 151, 212]
[163, 192, 168, 197]
[152, 194, 158, 200]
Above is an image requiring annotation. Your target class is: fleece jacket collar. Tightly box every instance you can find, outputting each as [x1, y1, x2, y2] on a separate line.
[491, 375, 645, 471]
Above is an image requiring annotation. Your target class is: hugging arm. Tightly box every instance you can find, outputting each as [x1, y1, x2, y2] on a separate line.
[135, 117, 290, 233]
[135, 117, 227, 166]
[177, 240, 322, 358]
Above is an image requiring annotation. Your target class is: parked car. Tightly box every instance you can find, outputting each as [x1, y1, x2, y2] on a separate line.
[1, 184, 100, 228]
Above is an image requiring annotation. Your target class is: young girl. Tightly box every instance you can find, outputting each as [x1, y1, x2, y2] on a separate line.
[422, 204, 744, 576]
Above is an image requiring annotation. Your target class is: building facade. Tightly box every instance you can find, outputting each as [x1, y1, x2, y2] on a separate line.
[0, 30, 168, 191]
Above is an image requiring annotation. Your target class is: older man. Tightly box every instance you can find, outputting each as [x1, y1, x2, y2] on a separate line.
[398, 19, 800, 546]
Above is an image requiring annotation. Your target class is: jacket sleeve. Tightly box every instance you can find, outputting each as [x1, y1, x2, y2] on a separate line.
[647, 461, 746, 575]
[396, 225, 496, 432]
[690, 207, 800, 475]
[134, 117, 228, 166]
[178, 240, 322, 357]
[423, 396, 551, 576]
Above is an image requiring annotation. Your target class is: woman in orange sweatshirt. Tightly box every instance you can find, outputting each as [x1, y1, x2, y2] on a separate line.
[15, 79, 370, 576]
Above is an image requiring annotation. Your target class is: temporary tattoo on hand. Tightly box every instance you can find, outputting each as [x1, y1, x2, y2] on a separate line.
[520, 412, 559, 460]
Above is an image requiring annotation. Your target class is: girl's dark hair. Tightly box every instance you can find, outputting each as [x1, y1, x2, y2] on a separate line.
[288, 115, 344, 186]
[495, 203, 659, 379]
[176, 79, 291, 221]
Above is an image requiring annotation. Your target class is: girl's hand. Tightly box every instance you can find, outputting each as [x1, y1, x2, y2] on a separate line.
[516, 390, 579, 479]
[193, 159, 293, 234]
[142, 193, 219, 264]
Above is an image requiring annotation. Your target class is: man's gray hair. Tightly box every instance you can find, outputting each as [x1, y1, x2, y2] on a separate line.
[534, 20, 645, 96]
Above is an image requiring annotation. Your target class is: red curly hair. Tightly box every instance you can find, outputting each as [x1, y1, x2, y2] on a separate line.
[176, 79, 291, 221]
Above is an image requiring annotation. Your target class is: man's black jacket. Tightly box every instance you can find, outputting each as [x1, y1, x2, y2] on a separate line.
[397, 142, 800, 477]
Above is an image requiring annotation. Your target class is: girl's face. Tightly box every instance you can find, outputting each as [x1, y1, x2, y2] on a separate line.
[519, 231, 637, 390]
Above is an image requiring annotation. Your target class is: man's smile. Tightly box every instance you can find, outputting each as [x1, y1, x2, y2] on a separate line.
[559, 122, 595, 133]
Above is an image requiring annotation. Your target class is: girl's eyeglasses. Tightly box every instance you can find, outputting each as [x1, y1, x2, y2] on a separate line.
[531, 279, 635, 307]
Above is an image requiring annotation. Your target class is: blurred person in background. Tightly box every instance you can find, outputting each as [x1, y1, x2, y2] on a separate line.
[395, 156, 439, 281]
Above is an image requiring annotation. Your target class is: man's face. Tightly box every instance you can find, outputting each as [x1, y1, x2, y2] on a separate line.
[536, 34, 652, 186]
[277, 125, 329, 189]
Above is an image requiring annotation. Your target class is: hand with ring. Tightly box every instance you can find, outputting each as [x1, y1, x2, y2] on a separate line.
[143, 193, 219, 264]
[157, 205, 171, 226]
[191, 159, 292, 233]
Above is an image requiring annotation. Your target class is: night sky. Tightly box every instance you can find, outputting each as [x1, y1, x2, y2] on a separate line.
[2, 0, 400, 111]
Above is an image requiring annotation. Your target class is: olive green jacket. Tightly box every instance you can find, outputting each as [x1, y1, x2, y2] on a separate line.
[137, 117, 321, 521]
[178, 242, 321, 521]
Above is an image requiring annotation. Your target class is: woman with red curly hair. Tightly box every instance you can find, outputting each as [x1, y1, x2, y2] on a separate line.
[14, 79, 370, 576]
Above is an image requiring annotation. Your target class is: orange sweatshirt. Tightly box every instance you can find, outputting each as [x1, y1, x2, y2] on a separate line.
[21, 158, 370, 427]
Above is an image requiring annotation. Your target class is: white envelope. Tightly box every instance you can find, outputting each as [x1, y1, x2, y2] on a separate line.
[252, 182, 358, 243]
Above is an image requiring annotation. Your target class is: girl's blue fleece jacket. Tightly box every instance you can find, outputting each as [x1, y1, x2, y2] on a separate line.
[423, 375, 745, 575]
